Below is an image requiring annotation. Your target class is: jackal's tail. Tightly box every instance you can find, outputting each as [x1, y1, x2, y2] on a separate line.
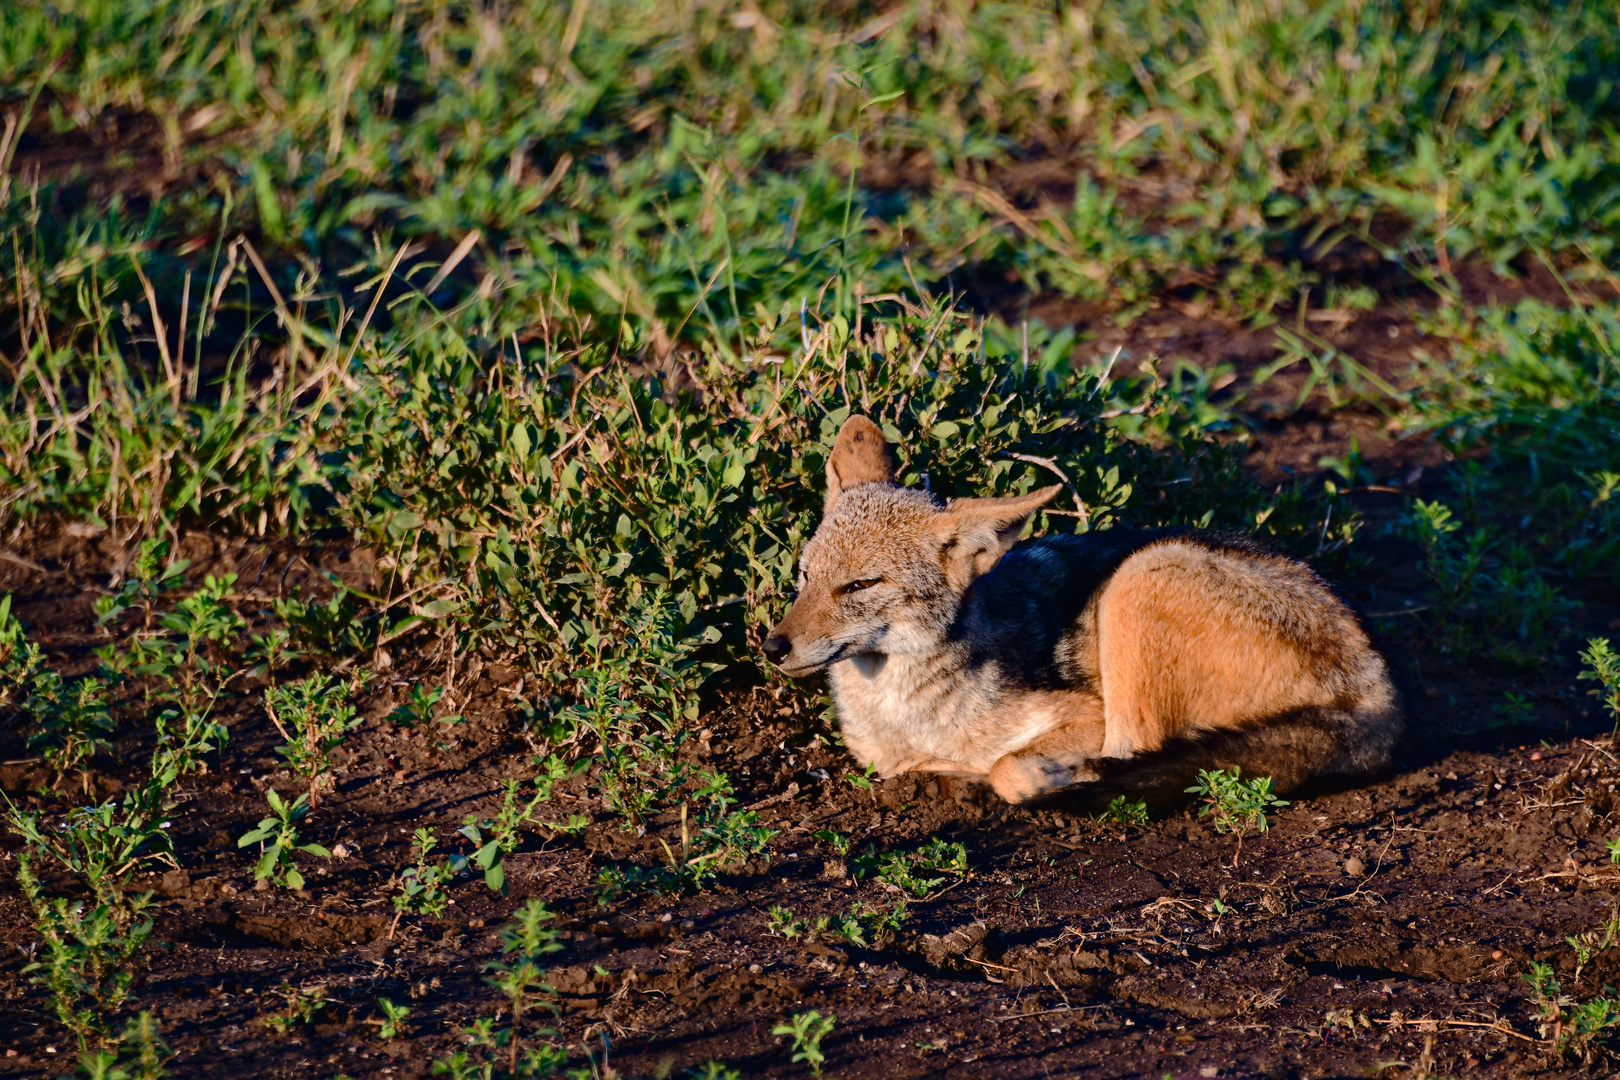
[1034, 701, 1404, 813]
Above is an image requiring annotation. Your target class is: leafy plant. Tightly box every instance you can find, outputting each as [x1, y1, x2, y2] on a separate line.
[265, 673, 363, 808]
[853, 838, 967, 898]
[1526, 962, 1620, 1062]
[389, 684, 463, 728]
[434, 900, 566, 1078]
[774, 1010, 836, 1079]
[391, 828, 462, 937]
[376, 998, 411, 1041]
[460, 778, 549, 895]
[17, 853, 154, 1050]
[767, 906, 808, 939]
[238, 790, 330, 890]
[1581, 639, 1620, 738]
[1097, 796, 1151, 826]
[1186, 767, 1289, 869]
[262, 982, 329, 1034]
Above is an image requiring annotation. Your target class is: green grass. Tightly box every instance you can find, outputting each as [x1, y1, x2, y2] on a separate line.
[3, 1, 1620, 1070]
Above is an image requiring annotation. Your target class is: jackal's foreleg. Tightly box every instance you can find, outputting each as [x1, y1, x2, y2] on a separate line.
[988, 695, 1106, 803]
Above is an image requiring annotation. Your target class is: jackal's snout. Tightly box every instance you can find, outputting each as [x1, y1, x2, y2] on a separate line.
[761, 632, 792, 666]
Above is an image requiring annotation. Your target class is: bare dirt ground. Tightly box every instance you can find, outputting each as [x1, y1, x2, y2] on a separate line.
[3, 308, 1618, 1080]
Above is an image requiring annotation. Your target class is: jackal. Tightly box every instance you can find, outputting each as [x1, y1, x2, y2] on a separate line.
[762, 416, 1402, 805]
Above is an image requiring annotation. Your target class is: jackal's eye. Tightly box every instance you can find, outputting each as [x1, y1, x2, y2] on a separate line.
[837, 577, 882, 597]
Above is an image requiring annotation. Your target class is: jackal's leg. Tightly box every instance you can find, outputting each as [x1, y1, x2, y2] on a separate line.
[988, 695, 1106, 803]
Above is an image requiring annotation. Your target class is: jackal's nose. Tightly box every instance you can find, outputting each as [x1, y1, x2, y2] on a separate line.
[762, 635, 792, 666]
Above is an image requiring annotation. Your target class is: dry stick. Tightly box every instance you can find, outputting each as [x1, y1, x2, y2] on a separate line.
[238, 235, 322, 380]
[130, 257, 179, 410]
[1004, 452, 1088, 524]
[421, 229, 482, 298]
[1370, 1017, 1536, 1043]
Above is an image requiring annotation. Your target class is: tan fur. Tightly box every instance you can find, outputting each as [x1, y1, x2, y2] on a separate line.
[762, 416, 1403, 805]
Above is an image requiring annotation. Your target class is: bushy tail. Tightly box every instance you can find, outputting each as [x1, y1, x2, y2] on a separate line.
[1034, 703, 1402, 813]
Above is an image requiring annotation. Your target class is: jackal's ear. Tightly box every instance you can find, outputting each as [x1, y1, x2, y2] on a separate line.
[825, 416, 895, 508]
[934, 485, 1061, 590]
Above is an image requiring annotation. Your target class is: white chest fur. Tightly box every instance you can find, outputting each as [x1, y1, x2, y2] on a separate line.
[827, 650, 1049, 774]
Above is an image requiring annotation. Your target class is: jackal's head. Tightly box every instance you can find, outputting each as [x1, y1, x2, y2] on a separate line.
[762, 416, 1058, 676]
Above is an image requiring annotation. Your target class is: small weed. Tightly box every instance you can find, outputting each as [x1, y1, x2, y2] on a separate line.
[767, 906, 807, 939]
[388, 685, 463, 728]
[811, 829, 851, 857]
[854, 838, 967, 897]
[376, 998, 411, 1040]
[818, 901, 908, 948]
[238, 789, 330, 890]
[75, 1010, 170, 1080]
[471, 899, 565, 1076]
[262, 982, 329, 1034]
[265, 673, 363, 808]
[844, 765, 877, 792]
[1096, 796, 1151, 826]
[1580, 639, 1620, 737]
[1526, 962, 1620, 1062]
[460, 778, 549, 895]
[17, 852, 154, 1050]
[687, 1064, 741, 1080]
[391, 828, 461, 937]
[1568, 910, 1620, 983]
[1186, 767, 1289, 869]
[774, 1010, 835, 1079]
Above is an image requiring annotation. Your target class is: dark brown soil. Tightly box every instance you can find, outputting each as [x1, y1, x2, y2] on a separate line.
[2, 467, 1619, 1080]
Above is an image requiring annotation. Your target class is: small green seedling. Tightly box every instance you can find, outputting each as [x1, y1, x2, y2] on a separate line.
[376, 997, 411, 1040]
[460, 778, 548, 894]
[844, 764, 877, 792]
[1097, 795, 1151, 826]
[767, 905, 807, 939]
[687, 1063, 742, 1080]
[239, 789, 330, 890]
[811, 829, 851, 857]
[388, 684, 463, 727]
[263, 982, 328, 1034]
[774, 1010, 835, 1079]
[1526, 962, 1620, 1059]
[1186, 767, 1289, 869]
[391, 828, 461, 937]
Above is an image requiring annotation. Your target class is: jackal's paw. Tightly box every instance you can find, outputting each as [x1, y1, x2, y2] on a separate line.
[988, 753, 1096, 804]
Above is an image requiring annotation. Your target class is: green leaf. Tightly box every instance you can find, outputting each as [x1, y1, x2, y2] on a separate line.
[483, 861, 506, 895]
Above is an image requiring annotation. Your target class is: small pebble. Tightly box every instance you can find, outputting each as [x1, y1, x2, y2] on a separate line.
[1491, 949, 1504, 959]
[680, 919, 696, 931]
[1530, 752, 1543, 761]
[468, 918, 484, 929]
[1343, 857, 1366, 877]
[254, 878, 271, 892]
[659, 912, 674, 923]
[748, 963, 763, 974]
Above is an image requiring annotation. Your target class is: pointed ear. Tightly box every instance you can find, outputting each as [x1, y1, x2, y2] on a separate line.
[825, 416, 895, 508]
[934, 485, 1061, 590]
